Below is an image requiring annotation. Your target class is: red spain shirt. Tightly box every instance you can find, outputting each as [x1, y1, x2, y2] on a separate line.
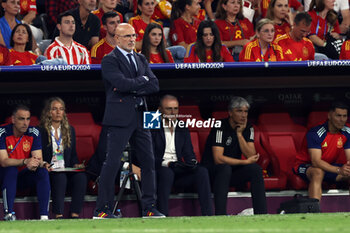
[90, 38, 114, 64]
[239, 38, 284, 62]
[274, 33, 315, 61]
[340, 40, 350, 60]
[9, 49, 38, 65]
[170, 17, 201, 45]
[185, 44, 234, 62]
[274, 21, 291, 40]
[149, 50, 174, 63]
[308, 10, 340, 40]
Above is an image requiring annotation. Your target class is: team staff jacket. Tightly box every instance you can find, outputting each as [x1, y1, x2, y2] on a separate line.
[9, 49, 38, 65]
[101, 47, 159, 127]
[170, 17, 201, 46]
[294, 121, 350, 170]
[0, 124, 41, 160]
[274, 33, 315, 61]
[129, 15, 159, 42]
[184, 44, 234, 62]
[90, 38, 114, 64]
[151, 126, 197, 169]
[149, 50, 174, 63]
[340, 40, 350, 59]
[239, 38, 284, 62]
[201, 118, 254, 167]
[92, 8, 124, 39]
[215, 18, 254, 43]
[308, 10, 340, 40]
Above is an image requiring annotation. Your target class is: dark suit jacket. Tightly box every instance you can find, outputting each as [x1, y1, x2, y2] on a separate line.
[39, 126, 79, 168]
[151, 126, 196, 169]
[101, 47, 159, 127]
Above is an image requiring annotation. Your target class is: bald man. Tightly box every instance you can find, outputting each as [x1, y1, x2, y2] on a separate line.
[93, 23, 164, 219]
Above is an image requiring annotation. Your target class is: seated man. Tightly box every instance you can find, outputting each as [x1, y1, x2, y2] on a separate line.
[201, 96, 267, 215]
[91, 12, 121, 64]
[274, 12, 315, 61]
[152, 95, 213, 216]
[294, 102, 350, 201]
[92, 0, 124, 39]
[0, 105, 50, 220]
[45, 11, 91, 65]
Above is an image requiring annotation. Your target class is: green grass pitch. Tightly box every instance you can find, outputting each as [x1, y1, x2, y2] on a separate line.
[2, 213, 350, 233]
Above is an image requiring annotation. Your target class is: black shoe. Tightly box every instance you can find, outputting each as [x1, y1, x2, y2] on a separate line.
[93, 207, 122, 219]
[142, 206, 165, 218]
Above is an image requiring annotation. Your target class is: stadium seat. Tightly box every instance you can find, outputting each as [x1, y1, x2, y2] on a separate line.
[211, 111, 228, 120]
[257, 113, 308, 189]
[190, 131, 201, 161]
[179, 105, 202, 119]
[67, 112, 95, 126]
[74, 124, 102, 164]
[5, 116, 39, 126]
[306, 111, 328, 129]
[253, 125, 287, 190]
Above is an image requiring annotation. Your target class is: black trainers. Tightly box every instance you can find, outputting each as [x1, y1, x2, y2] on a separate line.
[4, 212, 16, 221]
[142, 206, 165, 218]
[93, 208, 122, 219]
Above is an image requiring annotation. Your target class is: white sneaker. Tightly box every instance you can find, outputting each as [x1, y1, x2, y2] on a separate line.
[40, 215, 49, 220]
[237, 208, 254, 216]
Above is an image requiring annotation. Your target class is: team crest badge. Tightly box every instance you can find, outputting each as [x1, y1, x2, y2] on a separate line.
[302, 47, 309, 57]
[337, 137, 343, 148]
[23, 140, 31, 152]
[241, 23, 248, 31]
[226, 136, 232, 146]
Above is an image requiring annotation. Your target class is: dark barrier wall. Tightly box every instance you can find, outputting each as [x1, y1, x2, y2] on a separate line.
[0, 61, 350, 124]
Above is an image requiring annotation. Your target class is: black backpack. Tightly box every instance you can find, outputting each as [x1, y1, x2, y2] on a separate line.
[277, 194, 321, 214]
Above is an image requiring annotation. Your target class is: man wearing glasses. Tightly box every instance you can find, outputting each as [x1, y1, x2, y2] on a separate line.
[94, 23, 164, 219]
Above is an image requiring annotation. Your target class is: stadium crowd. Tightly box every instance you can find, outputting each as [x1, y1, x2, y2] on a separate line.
[0, 0, 349, 65]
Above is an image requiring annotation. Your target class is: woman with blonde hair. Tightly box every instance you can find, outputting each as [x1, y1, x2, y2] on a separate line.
[239, 18, 284, 61]
[39, 97, 87, 219]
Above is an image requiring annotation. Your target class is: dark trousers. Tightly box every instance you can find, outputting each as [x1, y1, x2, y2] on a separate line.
[211, 163, 267, 215]
[1, 166, 50, 215]
[156, 166, 213, 216]
[50, 172, 87, 215]
[96, 110, 156, 211]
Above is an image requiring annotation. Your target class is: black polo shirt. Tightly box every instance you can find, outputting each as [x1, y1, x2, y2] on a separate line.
[201, 118, 254, 167]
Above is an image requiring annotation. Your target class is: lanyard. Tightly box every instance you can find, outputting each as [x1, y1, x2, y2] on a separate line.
[259, 40, 270, 62]
[51, 131, 62, 149]
[10, 135, 23, 155]
[315, 18, 327, 39]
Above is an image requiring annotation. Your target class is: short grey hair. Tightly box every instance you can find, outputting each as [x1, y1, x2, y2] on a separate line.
[228, 96, 250, 111]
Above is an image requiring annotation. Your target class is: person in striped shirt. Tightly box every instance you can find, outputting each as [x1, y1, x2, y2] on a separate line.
[45, 12, 91, 65]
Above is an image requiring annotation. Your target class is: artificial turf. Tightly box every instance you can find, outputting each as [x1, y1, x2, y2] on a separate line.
[1, 213, 350, 233]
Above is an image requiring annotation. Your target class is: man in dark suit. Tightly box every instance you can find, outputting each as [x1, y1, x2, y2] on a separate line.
[94, 23, 164, 219]
[152, 95, 213, 216]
